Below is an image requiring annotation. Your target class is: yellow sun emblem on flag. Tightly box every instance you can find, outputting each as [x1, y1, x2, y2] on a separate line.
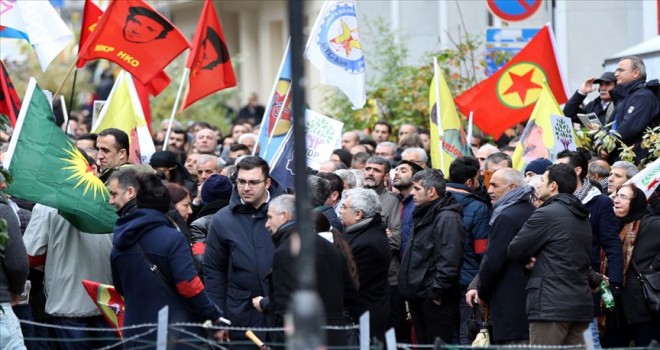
[60, 144, 109, 201]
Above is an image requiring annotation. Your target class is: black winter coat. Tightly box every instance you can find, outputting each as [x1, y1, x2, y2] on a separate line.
[621, 214, 660, 324]
[399, 194, 464, 300]
[265, 221, 362, 347]
[203, 183, 285, 342]
[508, 193, 594, 323]
[344, 214, 391, 340]
[478, 200, 535, 342]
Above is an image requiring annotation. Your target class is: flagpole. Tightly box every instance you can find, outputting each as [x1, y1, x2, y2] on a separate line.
[53, 60, 78, 98]
[433, 57, 445, 173]
[162, 67, 189, 151]
[466, 110, 474, 150]
[67, 69, 79, 121]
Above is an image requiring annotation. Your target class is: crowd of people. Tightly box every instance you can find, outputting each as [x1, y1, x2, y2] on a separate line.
[0, 55, 659, 350]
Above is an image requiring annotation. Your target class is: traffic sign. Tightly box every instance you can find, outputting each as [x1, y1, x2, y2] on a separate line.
[486, 0, 543, 22]
[485, 28, 540, 76]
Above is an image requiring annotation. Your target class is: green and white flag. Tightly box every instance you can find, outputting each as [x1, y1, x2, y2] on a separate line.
[5, 78, 117, 233]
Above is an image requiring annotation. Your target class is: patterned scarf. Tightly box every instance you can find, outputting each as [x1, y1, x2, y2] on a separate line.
[574, 178, 592, 202]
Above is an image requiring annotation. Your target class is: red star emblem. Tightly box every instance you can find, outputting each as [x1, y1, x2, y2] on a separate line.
[504, 68, 542, 104]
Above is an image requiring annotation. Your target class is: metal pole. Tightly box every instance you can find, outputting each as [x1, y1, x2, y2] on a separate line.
[287, 0, 325, 349]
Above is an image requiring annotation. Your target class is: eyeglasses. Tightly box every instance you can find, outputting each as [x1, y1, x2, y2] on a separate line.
[236, 179, 267, 187]
[614, 193, 633, 201]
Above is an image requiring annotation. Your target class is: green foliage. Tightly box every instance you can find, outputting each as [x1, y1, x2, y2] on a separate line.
[322, 16, 511, 138]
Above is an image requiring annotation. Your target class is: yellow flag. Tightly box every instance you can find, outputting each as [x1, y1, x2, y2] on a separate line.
[92, 70, 155, 164]
[511, 81, 562, 171]
[429, 62, 470, 175]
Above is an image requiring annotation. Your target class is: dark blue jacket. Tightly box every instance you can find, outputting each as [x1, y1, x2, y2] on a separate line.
[446, 183, 491, 287]
[203, 181, 285, 342]
[111, 209, 221, 349]
[583, 189, 623, 284]
[317, 205, 343, 232]
[399, 193, 415, 259]
[610, 78, 660, 153]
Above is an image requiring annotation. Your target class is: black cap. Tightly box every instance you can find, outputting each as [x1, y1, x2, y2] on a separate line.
[594, 71, 616, 85]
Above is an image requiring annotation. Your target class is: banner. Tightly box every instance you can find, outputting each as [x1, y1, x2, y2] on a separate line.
[92, 70, 156, 165]
[305, 0, 366, 109]
[429, 59, 471, 175]
[625, 157, 660, 199]
[0, 0, 73, 71]
[5, 78, 118, 233]
[455, 25, 568, 139]
[305, 109, 344, 170]
[181, 0, 237, 110]
[77, 0, 190, 84]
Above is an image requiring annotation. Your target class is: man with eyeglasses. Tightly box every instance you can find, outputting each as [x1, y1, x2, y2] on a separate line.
[204, 156, 286, 344]
[603, 56, 660, 161]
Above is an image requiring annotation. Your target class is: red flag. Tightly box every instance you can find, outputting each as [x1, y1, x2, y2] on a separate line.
[454, 25, 568, 139]
[77, 0, 190, 85]
[82, 280, 125, 338]
[0, 60, 21, 126]
[181, 0, 236, 110]
[77, 0, 103, 59]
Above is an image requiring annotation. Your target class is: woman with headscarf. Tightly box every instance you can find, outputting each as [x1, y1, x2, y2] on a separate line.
[602, 184, 660, 346]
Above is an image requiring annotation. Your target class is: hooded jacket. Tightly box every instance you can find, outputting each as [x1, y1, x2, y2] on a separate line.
[203, 180, 285, 341]
[399, 193, 464, 300]
[508, 193, 594, 323]
[111, 208, 221, 348]
[446, 183, 491, 287]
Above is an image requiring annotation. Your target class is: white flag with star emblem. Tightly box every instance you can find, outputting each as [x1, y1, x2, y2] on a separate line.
[305, 0, 366, 110]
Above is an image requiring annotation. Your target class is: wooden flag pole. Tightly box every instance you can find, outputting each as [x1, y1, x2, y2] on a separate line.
[162, 67, 189, 151]
[53, 59, 78, 98]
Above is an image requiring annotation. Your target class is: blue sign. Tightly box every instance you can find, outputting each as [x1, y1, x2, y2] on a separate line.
[485, 27, 540, 76]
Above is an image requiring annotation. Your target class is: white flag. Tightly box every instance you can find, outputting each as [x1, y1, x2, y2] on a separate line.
[0, 0, 73, 71]
[625, 157, 660, 199]
[305, 0, 366, 110]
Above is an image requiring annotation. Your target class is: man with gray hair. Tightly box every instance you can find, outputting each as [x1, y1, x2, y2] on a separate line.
[605, 56, 659, 161]
[607, 160, 639, 195]
[399, 169, 464, 344]
[465, 168, 535, 344]
[401, 147, 428, 169]
[375, 141, 398, 165]
[588, 159, 611, 190]
[339, 187, 391, 341]
[334, 169, 356, 190]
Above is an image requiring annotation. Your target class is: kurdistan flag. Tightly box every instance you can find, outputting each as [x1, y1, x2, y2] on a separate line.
[82, 280, 125, 338]
[5, 78, 118, 233]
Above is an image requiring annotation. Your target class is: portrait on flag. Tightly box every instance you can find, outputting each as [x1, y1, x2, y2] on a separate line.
[77, 0, 189, 84]
[182, 0, 236, 110]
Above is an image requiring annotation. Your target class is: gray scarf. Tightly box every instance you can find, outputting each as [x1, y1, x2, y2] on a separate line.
[574, 178, 591, 202]
[490, 185, 535, 226]
[345, 217, 374, 234]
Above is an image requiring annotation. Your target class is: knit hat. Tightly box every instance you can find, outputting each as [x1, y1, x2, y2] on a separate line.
[524, 158, 552, 175]
[149, 151, 178, 168]
[201, 174, 233, 204]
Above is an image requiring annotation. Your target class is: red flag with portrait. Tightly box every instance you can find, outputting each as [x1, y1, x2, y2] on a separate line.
[77, 0, 190, 84]
[181, 0, 236, 110]
[454, 25, 569, 139]
[0, 60, 21, 126]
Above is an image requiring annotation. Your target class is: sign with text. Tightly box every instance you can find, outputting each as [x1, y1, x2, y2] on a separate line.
[305, 109, 344, 170]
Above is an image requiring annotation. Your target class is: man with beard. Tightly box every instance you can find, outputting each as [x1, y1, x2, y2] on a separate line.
[363, 156, 403, 338]
[399, 169, 464, 344]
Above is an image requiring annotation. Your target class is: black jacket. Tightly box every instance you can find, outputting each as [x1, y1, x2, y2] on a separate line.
[203, 182, 285, 341]
[508, 193, 594, 323]
[478, 199, 535, 342]
[343, 214, 391, 340]
[563, 90, 613, 125]
[265, 221, 362, 347]
[621, 214, 660, 324]
[399, 194, 464, 300]
[609, 78, 660, 159]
